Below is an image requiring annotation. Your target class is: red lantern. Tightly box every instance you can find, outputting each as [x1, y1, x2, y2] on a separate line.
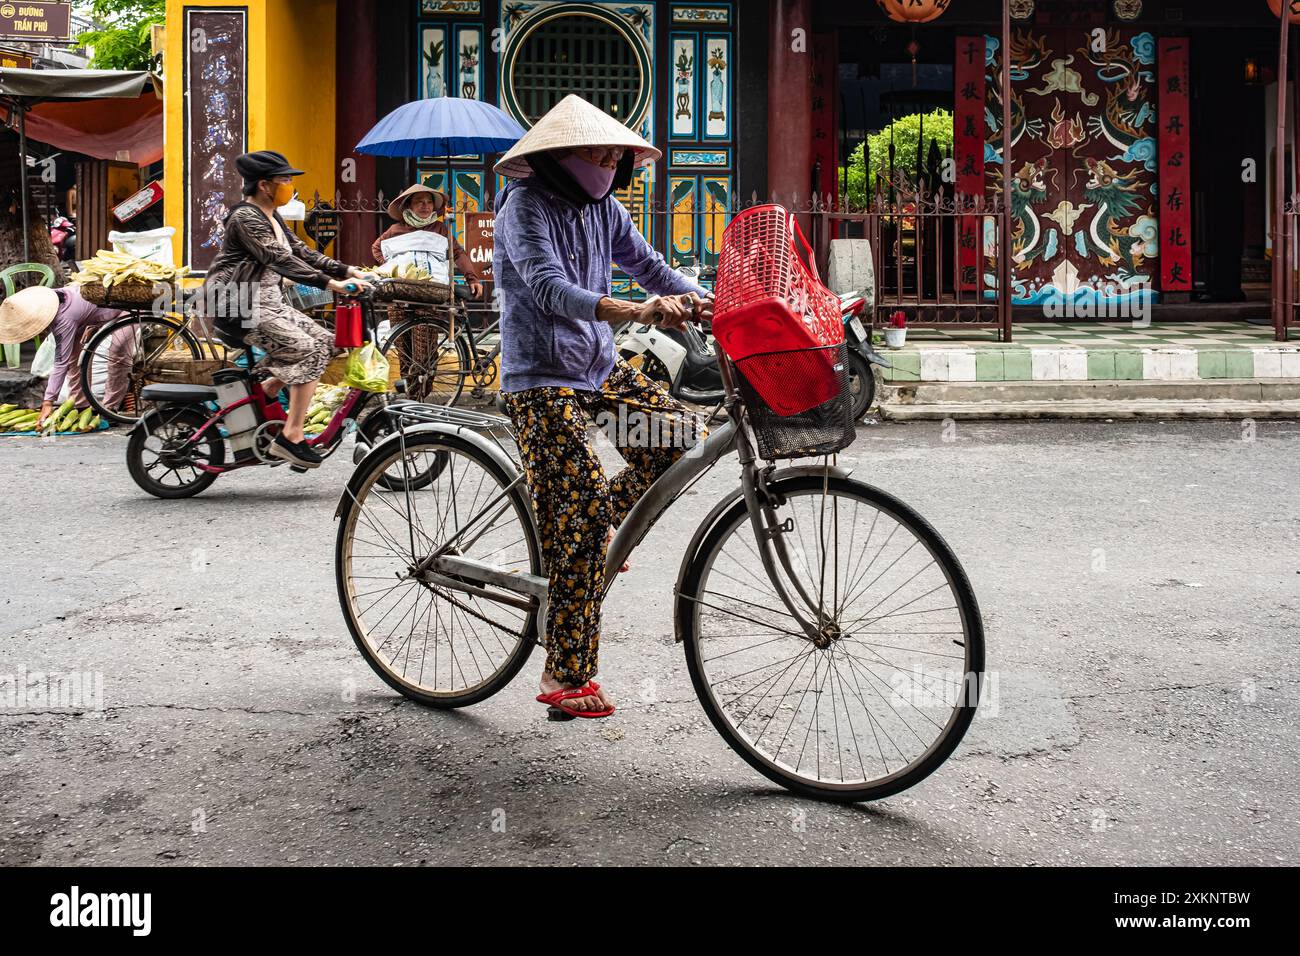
[1269, 0, 1300, 24]
[876, 0, 952, 23]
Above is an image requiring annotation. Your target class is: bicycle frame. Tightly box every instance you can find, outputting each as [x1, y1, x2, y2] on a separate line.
[176, 385, 377, 474]
[372, 353, 846, 644]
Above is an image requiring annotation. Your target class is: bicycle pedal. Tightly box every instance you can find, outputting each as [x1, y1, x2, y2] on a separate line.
[290, 465, 308, 473]
[545, 706, 576, 722]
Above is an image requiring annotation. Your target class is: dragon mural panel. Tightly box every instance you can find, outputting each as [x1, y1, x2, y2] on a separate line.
[986, 28, 1159, 309]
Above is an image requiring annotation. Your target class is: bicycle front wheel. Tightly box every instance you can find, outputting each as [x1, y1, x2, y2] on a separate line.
[80, 314, 203, 425]
[383, 318, 470, 407]
[677, 475, 984, 802]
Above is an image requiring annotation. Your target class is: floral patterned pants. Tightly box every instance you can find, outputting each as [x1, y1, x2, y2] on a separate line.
[503, 359, 705, 684]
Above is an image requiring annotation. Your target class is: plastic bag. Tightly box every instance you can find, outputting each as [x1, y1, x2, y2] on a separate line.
[30, 333, 56, 378]
[341, 343, 390, 393]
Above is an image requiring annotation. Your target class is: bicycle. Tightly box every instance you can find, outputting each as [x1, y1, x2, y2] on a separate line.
[334, 330, 984, 802]
[78, 288, 229, 427]
[380, 288, 498, 408]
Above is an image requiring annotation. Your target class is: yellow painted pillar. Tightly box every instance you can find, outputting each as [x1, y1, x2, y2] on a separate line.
[162, 0, 336, 268]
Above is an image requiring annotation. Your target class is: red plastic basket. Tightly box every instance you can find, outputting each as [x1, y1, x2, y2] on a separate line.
[712, 205, 844, 415]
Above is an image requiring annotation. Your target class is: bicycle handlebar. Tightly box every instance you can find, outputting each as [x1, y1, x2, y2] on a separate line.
[648, 292, 710, 326]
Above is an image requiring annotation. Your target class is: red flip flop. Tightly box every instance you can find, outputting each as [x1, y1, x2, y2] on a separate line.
[536, 680, 616, 720]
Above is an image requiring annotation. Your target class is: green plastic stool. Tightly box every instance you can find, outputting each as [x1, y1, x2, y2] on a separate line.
[0, 263, 58, 356]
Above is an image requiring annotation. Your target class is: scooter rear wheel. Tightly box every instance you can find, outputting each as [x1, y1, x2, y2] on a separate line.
[846, 351, 876, 421]
[127, 405, 225, 499]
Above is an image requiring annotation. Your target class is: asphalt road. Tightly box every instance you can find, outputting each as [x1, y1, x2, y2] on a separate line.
[2, 418, 1297, 866]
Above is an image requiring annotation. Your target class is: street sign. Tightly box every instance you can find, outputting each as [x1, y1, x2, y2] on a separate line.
[0, 2, 72, 42]
[0, 46, 32, 68]
[463, 212, 494, 279]
[304, 203, 339, 252]
[113, 180, 163, 223]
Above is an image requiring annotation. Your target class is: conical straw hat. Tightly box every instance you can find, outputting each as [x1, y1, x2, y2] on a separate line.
[0, 286, 58, 343]
[494, 94, 660, 179]
[386, 182, 448, 221]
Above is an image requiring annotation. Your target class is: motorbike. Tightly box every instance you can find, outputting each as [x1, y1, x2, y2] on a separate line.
[125, 285, 405, 498]
[617, 277, 891, 421]
[836, 289, 892, 420]
[49, 214, 76, 263]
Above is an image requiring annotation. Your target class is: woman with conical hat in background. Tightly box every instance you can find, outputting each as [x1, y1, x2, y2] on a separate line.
[0, 284, 130, 429]
[494, 93, 713, 719]
[372, 183, 484, 300]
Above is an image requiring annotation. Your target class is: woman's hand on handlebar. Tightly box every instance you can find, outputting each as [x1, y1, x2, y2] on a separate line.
[640, 292, 711, 330]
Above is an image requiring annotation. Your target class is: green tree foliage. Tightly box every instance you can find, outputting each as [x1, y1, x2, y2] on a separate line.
[840, 109, 954, 208]
[75, 0, 165, 72]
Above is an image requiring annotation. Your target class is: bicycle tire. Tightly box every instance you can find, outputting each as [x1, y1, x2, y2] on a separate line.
[336, 430, 540, 708]
[382, 317, 471, 407]
[676, 474, 984, 803]
[80, 314, 203, 425]
[355, 406, 448, 492]
[846, 351, 876, 421]
[126, 405, 224, 499]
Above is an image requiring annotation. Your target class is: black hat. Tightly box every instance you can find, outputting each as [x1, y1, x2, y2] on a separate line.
[235, 150, 304, 185]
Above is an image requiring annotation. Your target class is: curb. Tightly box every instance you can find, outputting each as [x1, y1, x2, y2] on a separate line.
[881, 345, 1300, 384]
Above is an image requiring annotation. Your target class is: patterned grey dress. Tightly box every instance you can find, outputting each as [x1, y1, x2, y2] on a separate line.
[243, 223, 338, 386]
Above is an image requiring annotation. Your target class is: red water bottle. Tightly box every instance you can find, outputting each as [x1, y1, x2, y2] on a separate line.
[334, 299, 363, 348]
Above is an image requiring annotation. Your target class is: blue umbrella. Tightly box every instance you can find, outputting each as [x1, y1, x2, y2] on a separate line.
[355, 96, 525, 157]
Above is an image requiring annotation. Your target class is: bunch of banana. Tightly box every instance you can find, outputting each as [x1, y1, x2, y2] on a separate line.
[303, 384, 350, 436]
[0, 404, 40, 432]
[71, 250, 191, 288]
[361, 261, 434, 282]
[0, 400, 101, 434]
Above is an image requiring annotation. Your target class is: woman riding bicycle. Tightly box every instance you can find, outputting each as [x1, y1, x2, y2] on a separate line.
[494, 95, 712, 718]
[372, 183, 484, 301]
[201, 150, 372, 469]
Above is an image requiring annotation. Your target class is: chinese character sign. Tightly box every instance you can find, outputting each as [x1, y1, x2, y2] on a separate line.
[954, 36, 986, 292]
[1158, 38, 1192, 292]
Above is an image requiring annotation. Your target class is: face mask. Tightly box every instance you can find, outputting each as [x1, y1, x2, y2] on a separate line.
[271, 181, 295, 206]
[403, 207, 438, 227]
[557, 153, 617, 200]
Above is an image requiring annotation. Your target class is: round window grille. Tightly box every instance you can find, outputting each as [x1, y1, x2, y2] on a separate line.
[507, 11, 649, 127]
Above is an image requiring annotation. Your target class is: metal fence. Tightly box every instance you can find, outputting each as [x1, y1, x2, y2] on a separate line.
[814, 190, 1011, 340]
[305, 190, 1013, 338]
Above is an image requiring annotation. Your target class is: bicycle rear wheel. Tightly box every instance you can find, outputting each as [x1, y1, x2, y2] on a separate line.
[676, 475, 984, 802]
[80, 314, 204, 425]
[383, 318, 469, 407]
[336, 431, 540, 707]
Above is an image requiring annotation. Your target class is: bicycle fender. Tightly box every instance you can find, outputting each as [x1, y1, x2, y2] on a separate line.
[333, 421, 520, 520]
[671, 462, 853, 642]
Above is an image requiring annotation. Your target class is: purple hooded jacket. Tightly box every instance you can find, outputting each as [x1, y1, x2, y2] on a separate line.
[493, 180, 705, 393]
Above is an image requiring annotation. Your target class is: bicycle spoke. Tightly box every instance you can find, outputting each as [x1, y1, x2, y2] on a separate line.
[687, 481, 978, 793]
[342, 440, 537, 701]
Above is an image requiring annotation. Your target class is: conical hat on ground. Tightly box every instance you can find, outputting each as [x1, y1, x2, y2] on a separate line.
[494, 94, 660, 179]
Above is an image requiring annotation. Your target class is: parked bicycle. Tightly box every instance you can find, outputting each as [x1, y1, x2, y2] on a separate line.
[380, 287, 497, 407]
[78, 291, 220, 427]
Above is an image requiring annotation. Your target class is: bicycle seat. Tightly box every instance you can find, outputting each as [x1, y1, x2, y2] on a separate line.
[139, 383, 219, 404]
[214, 325, 247, 351]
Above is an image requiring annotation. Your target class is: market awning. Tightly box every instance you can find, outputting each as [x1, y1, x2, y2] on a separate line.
[22, 90, 163, 165]
[0, 67, 151, 102]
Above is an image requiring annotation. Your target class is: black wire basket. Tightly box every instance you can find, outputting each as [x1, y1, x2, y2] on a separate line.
[733, 343, 856, 460]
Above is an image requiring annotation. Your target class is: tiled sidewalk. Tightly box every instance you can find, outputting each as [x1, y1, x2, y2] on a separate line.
[880, 322, 1300, 382]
